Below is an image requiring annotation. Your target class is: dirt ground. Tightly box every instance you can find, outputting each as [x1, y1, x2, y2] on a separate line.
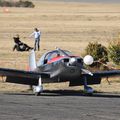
[0, 0, 120, 93]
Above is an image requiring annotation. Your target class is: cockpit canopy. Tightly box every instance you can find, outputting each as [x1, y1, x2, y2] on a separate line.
[37, 49, 73, 66]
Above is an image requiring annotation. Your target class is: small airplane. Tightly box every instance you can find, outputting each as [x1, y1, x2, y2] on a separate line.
[0, 48, 120, 96]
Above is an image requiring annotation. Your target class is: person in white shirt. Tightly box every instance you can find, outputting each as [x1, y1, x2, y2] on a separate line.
[30, 28, 41, 51]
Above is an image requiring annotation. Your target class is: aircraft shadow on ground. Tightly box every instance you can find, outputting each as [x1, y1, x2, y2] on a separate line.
[4, 90, 120, 98]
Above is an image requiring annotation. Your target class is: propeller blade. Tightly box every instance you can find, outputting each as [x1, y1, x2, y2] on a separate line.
[81, 68, 93, 76]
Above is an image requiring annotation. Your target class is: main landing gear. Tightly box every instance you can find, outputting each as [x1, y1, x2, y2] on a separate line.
[83, 76, 94, 95]
[33, 77, 43, 96]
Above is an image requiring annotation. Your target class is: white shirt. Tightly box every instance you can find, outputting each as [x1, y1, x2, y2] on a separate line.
[30, 31, 41, 39]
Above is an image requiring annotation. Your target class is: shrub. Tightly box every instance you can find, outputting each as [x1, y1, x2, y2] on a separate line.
[0, 0, 35, 8]
[108, 40, 120, 65]
[0, 0, 13, 7]
[85, 42, 108, 69]
[15, 0, 35, 8]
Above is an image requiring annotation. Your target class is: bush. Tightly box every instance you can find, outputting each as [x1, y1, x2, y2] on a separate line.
[85, 42, 108, 69]
[0, 0, 13, 7]
[15, 0, 35, 8]
[0, 0, 35, 8]
[108, 40, 120, 65]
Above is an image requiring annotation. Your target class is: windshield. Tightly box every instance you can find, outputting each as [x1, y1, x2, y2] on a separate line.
[37, 49, 73, 66]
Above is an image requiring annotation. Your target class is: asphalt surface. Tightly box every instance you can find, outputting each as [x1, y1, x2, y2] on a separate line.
[0, 90, 120, 120]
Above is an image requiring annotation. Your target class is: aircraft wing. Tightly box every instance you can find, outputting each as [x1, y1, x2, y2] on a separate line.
[86, 69, 120, 85]
[92, 70, 120, 77]
[83, 70, 120, 85]
[70, 70, 120, 86]
[0, 67, 50, 85]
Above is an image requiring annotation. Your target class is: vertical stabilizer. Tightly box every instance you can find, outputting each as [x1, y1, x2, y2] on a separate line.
[29, 50, 37, 71]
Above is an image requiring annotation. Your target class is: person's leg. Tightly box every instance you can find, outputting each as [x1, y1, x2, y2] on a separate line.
[17, 44, 21, 51]
[37, 39, 40, 51]
[13, 45, 16, 51]
[22, 44, 27, 51]
[34, 39, 37, 51]
[35, 38, 39, 51]
[38, 41, 40, 51]
[24, 44, 30, 51]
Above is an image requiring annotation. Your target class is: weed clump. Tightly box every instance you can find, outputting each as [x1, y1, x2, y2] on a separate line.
[0, 0, 35, 8]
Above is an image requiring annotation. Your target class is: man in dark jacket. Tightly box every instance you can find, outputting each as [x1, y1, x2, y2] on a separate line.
[13, 35, 33, 51]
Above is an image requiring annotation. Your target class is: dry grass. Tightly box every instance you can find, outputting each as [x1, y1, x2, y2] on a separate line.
[0, 0, 120, 93]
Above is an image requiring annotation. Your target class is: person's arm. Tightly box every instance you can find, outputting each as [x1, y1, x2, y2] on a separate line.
[29, 32, 34, 37]
[39, 31, 41, 36]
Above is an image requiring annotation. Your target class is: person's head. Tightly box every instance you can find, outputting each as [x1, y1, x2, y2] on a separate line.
[34, 28, 38, 32]
[13, 34, 19, 41]
[14, 34, 19, 38]
[13, 37, 21, 44]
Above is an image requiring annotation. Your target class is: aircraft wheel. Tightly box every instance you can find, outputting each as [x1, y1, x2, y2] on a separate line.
[86, 93, 93, 96]
[35, 92, 41, 96]
[84, 86, 94, 96]
[33, 86, 43, 96]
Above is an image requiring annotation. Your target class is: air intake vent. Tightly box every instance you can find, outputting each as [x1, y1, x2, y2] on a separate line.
[77, 58, 83, 64]
[63, 58, 69, 63]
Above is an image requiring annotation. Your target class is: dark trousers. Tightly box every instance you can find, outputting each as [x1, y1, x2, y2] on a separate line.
[34, 38, 40, 51]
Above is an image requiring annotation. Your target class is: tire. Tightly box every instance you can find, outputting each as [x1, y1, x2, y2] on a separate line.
[35, 92, 41, 96]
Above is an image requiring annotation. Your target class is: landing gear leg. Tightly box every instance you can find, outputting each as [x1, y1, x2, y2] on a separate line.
[33, 77, 43, 96]
[83, 77, 94, 95]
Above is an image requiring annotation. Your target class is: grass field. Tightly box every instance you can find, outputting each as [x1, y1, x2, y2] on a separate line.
[0, 0, 120, 93]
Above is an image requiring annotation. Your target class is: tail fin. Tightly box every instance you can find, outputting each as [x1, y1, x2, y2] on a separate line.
[29, 50, 37, 71]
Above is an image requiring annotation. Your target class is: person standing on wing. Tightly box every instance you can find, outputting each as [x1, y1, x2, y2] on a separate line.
[30, 28, 41, 51]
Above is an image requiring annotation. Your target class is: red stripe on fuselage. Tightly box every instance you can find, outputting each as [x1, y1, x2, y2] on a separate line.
[47, 56, 66, 64]
[47, 55, 79, 64]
